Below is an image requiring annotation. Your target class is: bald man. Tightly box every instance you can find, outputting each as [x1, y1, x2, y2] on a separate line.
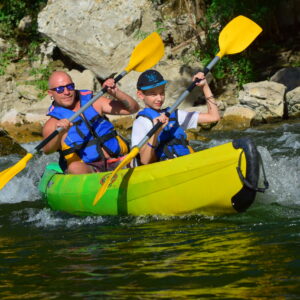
[43, 71, 139, 174]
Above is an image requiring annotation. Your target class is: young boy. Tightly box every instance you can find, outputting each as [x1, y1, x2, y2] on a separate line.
[131, 69, 220, 165]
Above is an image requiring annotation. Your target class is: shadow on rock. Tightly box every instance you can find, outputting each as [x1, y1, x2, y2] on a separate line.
[0, 129, 27, 156]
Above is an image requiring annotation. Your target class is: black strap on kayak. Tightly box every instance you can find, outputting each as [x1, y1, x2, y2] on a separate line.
[236, 150, 269, 193]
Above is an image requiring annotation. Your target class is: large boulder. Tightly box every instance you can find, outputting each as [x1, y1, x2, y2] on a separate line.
[214, 105, 257, 130]
[38, 0, 157, 79]
[238, 81, 286, 123]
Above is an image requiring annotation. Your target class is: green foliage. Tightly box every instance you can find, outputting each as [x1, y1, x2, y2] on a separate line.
[0, 0, 48, 66]
[0, 0, 26, 37]
[0, 43, 18, 75]
[191, 0, 285, 88]
[134, 30, 149, 40]
[0, 0, 47, 38]
[134, 20, 167, 40]
[0, 0, 49, 79]
[27, 40, 41, 63]
[155, 20, 166, 35]
[27, 66, 52, 98]
[196, 54, 255, 88]
[229, 57, 256, 87]
[205, 0, 281, 28]
[291, 60, 300, 68]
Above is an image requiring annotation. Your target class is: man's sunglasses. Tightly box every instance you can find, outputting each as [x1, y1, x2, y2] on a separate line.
[50, 83, 75, 94]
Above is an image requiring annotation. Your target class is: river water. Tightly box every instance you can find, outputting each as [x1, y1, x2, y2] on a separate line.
[0, 121, 299, 299]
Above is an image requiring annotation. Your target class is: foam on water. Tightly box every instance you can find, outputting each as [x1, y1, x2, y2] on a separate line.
[10, 207, 107, 228]
[257, 146, 299, 205]
[0, 144, 58, 204]
[270, 130, 300, 156]
[0, 176, 40, 203]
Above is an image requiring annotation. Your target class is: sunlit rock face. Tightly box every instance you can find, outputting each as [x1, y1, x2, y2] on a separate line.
[239, 81, 286, 123]
[38, 0, 155, 79]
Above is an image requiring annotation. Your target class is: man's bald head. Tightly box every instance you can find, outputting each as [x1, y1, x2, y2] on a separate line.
[48, 71, 73, 89]
[47, 71, 77, 108]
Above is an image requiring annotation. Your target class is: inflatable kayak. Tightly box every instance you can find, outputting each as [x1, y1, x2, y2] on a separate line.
[38, 137, 267, 216]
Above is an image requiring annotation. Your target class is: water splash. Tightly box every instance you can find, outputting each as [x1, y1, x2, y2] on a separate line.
[0, 146, 58, 204]
[10, 207, 107, 228]
[0, 176, 40, 203]
[257, 146, 299, 206]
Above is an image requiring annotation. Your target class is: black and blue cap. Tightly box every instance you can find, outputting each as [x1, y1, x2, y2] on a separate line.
[137, 69, 168, 91]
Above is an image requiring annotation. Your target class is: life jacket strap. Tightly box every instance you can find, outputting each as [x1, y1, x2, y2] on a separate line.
[161, 136, 190, 159]
[61, 131, 118, 157]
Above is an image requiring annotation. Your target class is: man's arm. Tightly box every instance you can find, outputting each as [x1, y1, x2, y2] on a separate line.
[42, 118, 71, 154]
[94, 78, 139, 115]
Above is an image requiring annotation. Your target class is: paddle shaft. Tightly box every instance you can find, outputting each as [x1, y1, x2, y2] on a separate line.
[34, 71, 127, 154]
[135, 58, 220, 149]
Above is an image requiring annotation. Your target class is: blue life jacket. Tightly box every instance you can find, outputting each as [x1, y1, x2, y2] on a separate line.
[137, 107, 192, 160]
[47, 90, 128, 163]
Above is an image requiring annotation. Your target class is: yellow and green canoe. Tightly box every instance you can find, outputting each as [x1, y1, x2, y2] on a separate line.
[38, 138, 265, 217]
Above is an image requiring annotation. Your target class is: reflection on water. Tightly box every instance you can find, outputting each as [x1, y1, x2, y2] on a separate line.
[0, 210, 299, 298]
[0, 216, 290, 299]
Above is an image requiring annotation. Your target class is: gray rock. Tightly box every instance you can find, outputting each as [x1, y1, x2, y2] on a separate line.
[0, 128, 27, 156]
[0, 75, 20, 120]
[286, 86, 300, 118]
[38, 0, 155, 79]
[214, 105, 257, 130]
[16, 84, 41, 102]
[68, 69, 101, 91]
[18, 15, 32, 31]
[270, 67, 300, 92]
[239, 81, 286, 122]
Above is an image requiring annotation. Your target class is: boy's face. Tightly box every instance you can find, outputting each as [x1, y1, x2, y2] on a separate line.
[137, 85, 166, 111]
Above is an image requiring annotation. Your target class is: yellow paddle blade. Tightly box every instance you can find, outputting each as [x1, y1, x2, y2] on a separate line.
[0, 153, 33, 189]
[217, 15, 262, 58]
[93, 147, 140, 205]
[124, 32, 164, 73]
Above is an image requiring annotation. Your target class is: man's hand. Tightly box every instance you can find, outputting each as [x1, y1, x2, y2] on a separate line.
[56, 119, 72, 131]
[103, 78, 118, 97]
